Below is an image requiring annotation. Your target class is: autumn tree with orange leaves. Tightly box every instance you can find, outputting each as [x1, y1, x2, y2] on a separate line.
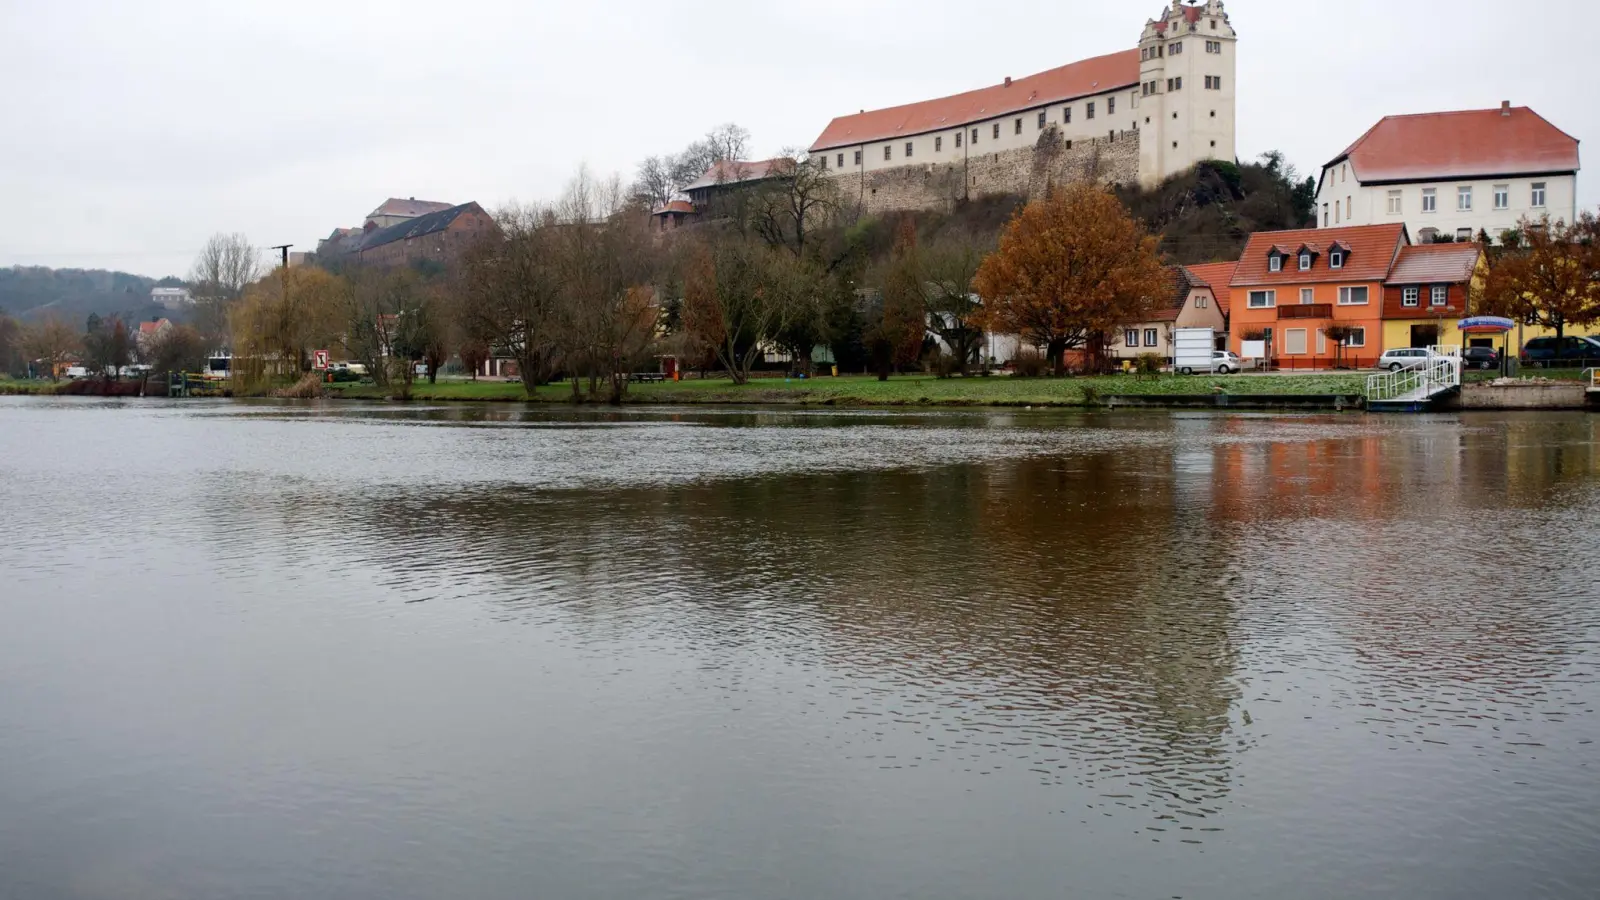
[1481, 212, 1600, 345]
[974, 184, 1168, 375]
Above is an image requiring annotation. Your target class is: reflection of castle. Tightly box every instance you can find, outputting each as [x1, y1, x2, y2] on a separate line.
[808, 1, 1238, 211]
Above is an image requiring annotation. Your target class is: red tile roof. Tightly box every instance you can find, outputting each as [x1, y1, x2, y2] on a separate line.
[1147, 266, 1196, 322]
[809, 50, 1139, 152]
[653, 200, 696, 216]
[1183, 261, 1238, 314]
[1329, 106, 1580, 184]
[138, 318, 171, 335]
[681, 158, 794, 192]
[1386, 243, 1483, 286]
[1151, 4, 1203, 32]
[1232, 224, 1408, 287]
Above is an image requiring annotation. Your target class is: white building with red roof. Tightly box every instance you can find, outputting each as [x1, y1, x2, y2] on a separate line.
[1316, 103, 1580, 244]
[807, 1, 1236, 211]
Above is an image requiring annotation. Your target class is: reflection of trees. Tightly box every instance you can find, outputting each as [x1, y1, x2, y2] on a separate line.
[292, 445, 1244, 829]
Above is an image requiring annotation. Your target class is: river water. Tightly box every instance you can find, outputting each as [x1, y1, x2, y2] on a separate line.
[1, 397, 1598, 899]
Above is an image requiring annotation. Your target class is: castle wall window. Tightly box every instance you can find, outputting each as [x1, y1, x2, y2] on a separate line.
[971, 128, 979, 144]
[1037, 111, 1046, 129]
[954, 132, 961, 148]
[1014, 118, 1022, 135]
[905, 141, 913, 158]
[1204, 75, 1222, 90]
[884, 145, 892, 161]
[1170, 41, 1183, 54]
[854, 150, 862, 165]
[993, 123, 1000, 139]
[819, 156, 826, 169]
[837, 153, 844, 167]
[934, 136, 942, 152]
[1087, 102, 1096, 119]
[1206, 40, 1221, 53]
[1107, 97, 1115, 115]
[1064, 106, 1072, 123]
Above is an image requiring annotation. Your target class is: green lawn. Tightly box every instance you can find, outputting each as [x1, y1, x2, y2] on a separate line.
[326, 372, 1370, 407]
[0, 378, 57, 395]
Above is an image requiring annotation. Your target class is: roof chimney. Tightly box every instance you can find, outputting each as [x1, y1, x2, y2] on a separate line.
[1004, 76, 1012, 87]
[1501, 101, 1511, 116]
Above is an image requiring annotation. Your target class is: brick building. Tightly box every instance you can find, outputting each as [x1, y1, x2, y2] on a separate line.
[355, 202, 497, 268]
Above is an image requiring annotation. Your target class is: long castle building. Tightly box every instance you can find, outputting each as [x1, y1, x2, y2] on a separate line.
[807, 0, 1237, 212]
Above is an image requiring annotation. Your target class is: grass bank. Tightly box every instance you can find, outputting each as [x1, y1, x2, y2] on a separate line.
[0, 378, 58, 395]
[327, 372, 1369, 407]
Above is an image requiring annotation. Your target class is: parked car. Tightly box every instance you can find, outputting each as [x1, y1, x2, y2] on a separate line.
[1211, 350, 1248, 374]
[1461, 347, 1500, 370]
[64, 366, 89, 379]
[1521, 336, 1600, 364]
[1376, 348, 1441, 371]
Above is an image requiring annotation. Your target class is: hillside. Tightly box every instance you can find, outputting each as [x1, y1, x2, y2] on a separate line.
[0, 266, 184, 325]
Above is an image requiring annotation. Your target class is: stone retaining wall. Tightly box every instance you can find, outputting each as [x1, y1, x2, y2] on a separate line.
[830, 127, 1140, 215]
[1453, 382, 1590, 410]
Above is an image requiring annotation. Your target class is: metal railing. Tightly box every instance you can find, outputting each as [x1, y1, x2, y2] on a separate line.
[1366, 353, 1460, 403]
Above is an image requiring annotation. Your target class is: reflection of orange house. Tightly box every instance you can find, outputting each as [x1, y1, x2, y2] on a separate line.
[1230, 224, 1407, 369]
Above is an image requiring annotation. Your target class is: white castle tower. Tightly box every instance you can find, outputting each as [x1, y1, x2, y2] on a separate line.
[1137, 0, 1238, 187]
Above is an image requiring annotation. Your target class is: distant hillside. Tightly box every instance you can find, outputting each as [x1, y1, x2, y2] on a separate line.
[0, 266, 187, 326]
[1115, 155, 1318, 265]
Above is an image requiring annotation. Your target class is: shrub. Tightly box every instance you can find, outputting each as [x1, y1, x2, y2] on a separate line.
[1135, 353, 1164, 379]
[1014, 349, 1048, 378]
[926, 350, 961, 379]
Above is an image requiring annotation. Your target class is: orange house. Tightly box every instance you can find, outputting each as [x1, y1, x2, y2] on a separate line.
[1229, 224, 1408, 369]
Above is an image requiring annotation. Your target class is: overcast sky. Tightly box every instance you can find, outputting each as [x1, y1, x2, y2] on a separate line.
[0, 0, 1591, 278]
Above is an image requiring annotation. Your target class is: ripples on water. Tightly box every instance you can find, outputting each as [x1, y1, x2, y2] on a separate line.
[1, 398, 1598, 899]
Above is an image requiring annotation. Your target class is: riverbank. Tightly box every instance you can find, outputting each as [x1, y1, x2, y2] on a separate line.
[325, 373, 1370, 407]
[0, 379, 55, 395]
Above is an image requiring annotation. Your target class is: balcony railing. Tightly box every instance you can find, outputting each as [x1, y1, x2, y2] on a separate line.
[1279, 304, 1333, 320]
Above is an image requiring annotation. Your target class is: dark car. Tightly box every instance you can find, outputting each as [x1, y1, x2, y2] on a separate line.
[1522, 336, 1600, 364]
[1462, 347, 1500, 370]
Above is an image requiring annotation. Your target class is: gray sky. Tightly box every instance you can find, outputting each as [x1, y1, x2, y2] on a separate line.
[0, 0, 1591, 279]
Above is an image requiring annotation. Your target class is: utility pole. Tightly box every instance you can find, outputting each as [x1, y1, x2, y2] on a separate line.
[271, 244, 292, 375]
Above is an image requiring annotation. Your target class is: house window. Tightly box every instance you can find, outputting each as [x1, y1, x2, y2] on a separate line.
[819, 155, 826, 169]
[994, 123, 1001, 139]
[1387, 190, 1402, 214]
[1458, 186, 1472, 211]
[1064, 106, 1072, 123]
[934, 136, 941, 152]
[971, 128, 979, 144]
[1457, 227, 1474, 242]
[1107, 96, 1115, 115]
[1269, 254, 1282, 272]
[1494, 185, 1509, 210]
[1300, 288, 1315, 305]
[1125, 329, 1139, 347]
[1014, 118, 1022, 135]
[1344, 327, 1366, 348]
[1299, 252, 1312, 271]
[1338, 286, 1370, 305]
[1285, 329, 1308, 355]
[1403, 287, 1420, 307]
[1323, 203, 1330, 227]
[1532, 182, 1547, 207]
[1330, 251, 1344, 269]
[837, 153, 845, 167]
[953, 132, 961, 148]
[1037, 112, 1046, 129]
[1422, 188, 1437, 212]
[884, 145, 892, 161]
[854, 150, 862, 164]
[1431, 285, 1448, 306]
[1346, 197, 1352, 219]
[1248, 290, 1276, 308]
[1195, 295, 1208, 308]
[1087, 102, 1096, 119]
[1144, 328, 1160, 347]
[1335, 202, 1340, 224]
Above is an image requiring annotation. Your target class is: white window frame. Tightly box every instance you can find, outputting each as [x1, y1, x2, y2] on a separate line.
[1457, 186, 1472, 211]
[1531, 182, 1547, 208]
[1344, 327, 1367, 348]
[1431, 285, 1448, 307]
[1125, 329, 1139, 347]
[1317, 329, 1328, 355]
[1338, 286, 1370, 306]
[1387, 190, 1402, 215]
[1422, 188, 1437, 213]
[1248, 290, 1276, 309]
[1493, 185, 1509, 210]
[1300, 288, 1315, 305]
[1403, 287, 1420, 307]
[1330, 250, 1344, 269]
[1456, 227, 1474, 242]
[1269, 255, 1282, 273]
[1299, 252, 1312, 271]
[1144, 328, 1159, 348]
[1195, 295, 1208, 309]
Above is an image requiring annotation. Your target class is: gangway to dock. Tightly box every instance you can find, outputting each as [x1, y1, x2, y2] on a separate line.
[1365, 346, 1462, 412]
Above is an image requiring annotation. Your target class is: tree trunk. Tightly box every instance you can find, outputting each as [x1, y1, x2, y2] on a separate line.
[1048, 339, 1068, 377]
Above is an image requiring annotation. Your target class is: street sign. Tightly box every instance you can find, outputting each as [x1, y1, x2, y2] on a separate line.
[313, 350, 329, 370]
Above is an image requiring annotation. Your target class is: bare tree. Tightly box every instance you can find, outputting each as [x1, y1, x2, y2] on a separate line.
[751, 151, 838, 256]
[22, 317, 81, 380]
[458, 203, 565, 395]
[682, 236, 812, 385]
[671, 123, 752, 188]
[189, 233, 262, 348]
[631, 155, 677, 209]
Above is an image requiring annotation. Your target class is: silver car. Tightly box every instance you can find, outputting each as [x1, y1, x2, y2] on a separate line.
[1376, 348, 1439, 372]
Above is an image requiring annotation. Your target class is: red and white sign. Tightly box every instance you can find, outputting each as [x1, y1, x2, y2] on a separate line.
[313, 350, 329, 370]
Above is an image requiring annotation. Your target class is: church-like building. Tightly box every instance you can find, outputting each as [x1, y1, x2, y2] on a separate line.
[807, 1, 1238, 212]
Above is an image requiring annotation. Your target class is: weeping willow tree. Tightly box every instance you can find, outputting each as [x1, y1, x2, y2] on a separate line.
[229, 266, 347, 395]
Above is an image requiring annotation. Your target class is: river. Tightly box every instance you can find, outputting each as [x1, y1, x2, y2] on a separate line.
[1, 397, 1598, 899]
